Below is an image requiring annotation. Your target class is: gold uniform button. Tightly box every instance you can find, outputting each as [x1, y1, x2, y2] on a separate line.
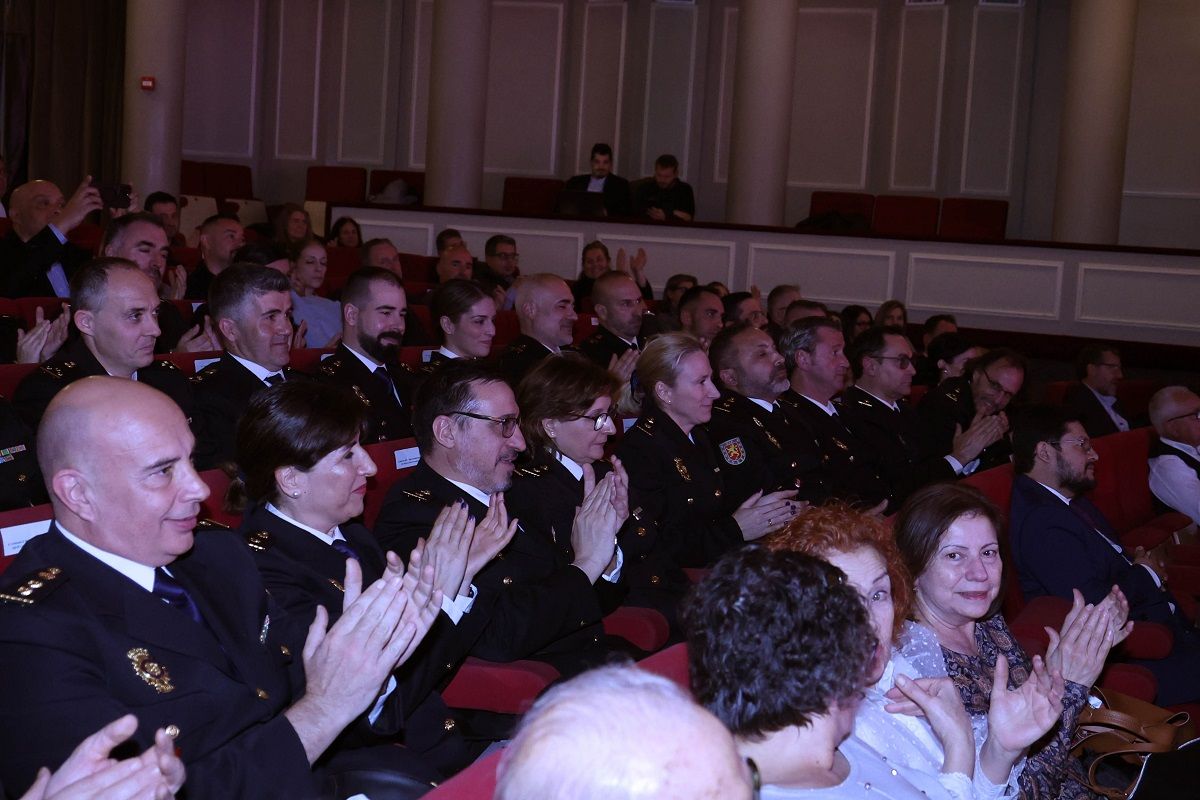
[848, 455, 855, 463]
[502, 576, 513, 586]
[443, 718, 457, 732]
[636, 527, 647, 537]
[649, 575, 661, 585]
[686, 497, 694, 505]
[16, 474, 26, 482]
[164, 724, 180, 739]
[445, 662, 453, 671]
[713, 489, 722, 497]
[255, 688, 269, 700]
[279, 644, 291, 657]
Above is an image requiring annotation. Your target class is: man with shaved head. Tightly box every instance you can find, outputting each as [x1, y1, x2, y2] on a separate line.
[0, 377, 441, 798]
[578, 271, 645, 376]
[0, 177, 103, 297]
[497, 273, 579, 385]
[13, 258, 194, 431]
[1149, 386, 1200, 524]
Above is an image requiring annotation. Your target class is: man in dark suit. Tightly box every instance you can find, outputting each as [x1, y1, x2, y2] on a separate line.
[1062, 343, 1130, 438]
[563, 142, 632, 217]
[13, 258, 194, 431]
[0, 377, 438, 798]
[315, 267, 419, 443]
[839, 325, 957, 511]
[374, 361, 623, 676]
[1009, 405, 1200, 705]
[0, 178, 102, 298]
[184, 214, 244, 301]
[191, 265, 303, 469]
[497, 273, 579, 386]
[776, 317, 888, 511]
[917, 347, 1025, 474]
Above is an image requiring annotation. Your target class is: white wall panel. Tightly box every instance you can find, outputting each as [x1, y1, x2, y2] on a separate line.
[640, 3, 698, 176]
[907, 253, 1062, 319]
[182, 0, 262, 159]
[336, 0, 393, 164]
[574, 2, 627, 174]
[889, 5, 947, 191]
[1077, 263, 1200, 331]
[273, 0, 324, 161]
[406, 0, 433, 169]
[712, 7, 738, 185]
[749, 244, 894, 306]
[959, 7, 1023, 195]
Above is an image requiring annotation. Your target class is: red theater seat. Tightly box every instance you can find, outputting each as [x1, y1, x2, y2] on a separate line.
[637, 642, 690, 692]
[871, 195, 941, 238]
[203, 162, 254, 200]
[361, 438, 419, 530]
[602, 606, 670, 652]
[501, 177, 565, 216]
[938, 198, 1008, 241]
[493, 311, 520, 348]
[198, 468, 241, 529]
[323, 246, 360, 297]
[305, 166, 367, 204]
[397, 253, 437, 283]
[180, 160, 206, 195]
[288, 348, 335, 373]
[0, 363, 39, 400]
[421, 750, 502, 799]
[442, 657, 559, 714]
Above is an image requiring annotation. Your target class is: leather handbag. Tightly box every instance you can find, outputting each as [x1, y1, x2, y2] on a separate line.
[1071, 687, 1192, 799]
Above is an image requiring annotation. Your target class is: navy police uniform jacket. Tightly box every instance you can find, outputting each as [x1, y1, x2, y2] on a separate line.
[916, 376, 1012, 473]
[313, 343, 417, 443]
[0, 525, 316, 798]
[577, 325, 641, 370]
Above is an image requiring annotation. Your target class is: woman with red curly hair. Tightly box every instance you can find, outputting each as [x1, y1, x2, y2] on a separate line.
[766, 504, 1062, 800]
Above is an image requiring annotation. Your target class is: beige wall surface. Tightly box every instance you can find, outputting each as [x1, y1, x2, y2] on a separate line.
[180, 0, 1200, 249]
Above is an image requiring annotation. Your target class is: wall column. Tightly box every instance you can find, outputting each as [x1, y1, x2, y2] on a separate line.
[425, 0, 491, 208]
[725, 1, 798, 226]
[121, 0, 186, 196]
[1051, 0, 1140, 244]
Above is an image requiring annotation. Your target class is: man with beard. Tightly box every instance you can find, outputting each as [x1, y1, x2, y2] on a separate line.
[315, 268, 418, 441]
[706, 324, 822, 508]
[498, 274, 578, 386]
[1009, 405, 1200, 705]
[373, 361, 622, 676]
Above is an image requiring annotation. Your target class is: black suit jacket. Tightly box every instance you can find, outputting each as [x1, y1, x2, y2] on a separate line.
[916, 376, 1012, 472]
[314, 343, 417, 443]
[0, 227, 91, 298]
[0, 526, 316, 798]
[838, 386, 956, 512]
[373, 461, 607, 676]
[497, 334, 574, 388]
[563, 173, 632, 217]
[238, 504, 485, 776]
[12, 337, 195, 431]
[1062, 383, 1124, 439]
[191, 354, 306, 470]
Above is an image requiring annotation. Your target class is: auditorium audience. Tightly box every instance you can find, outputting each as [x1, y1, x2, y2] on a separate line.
[921, 314, 958, 354]
[633, 153, 694, 222]
[651, 272, 696, 333]
[563, 142, 632, 218]
[428, 278, 496, 362]
[571, 240, 653, 312]
[1, 178, 102, 298]
[1063, 343, 1130, 437]
[707, 280, 730, 297]
[876, 299, 908, 329]
[766, 283, 801, 339]
[273, 202, 312, 255]
[185, 213, 244, 300]
[143, 190, 184, 246]
[1149, 386, 1200, 524]
[496, 665, 753, 800]
[361, 237, 402, 278]
[676, 285, 724, 350]
[314, 267, 416, 442]
[372, 360, 621, 676]
[896, 481, 1130, 798]
[1008, 406, 1200, 706]
[327, 215, 362, 249]
[497, 273, 577, 385]
[288, 239, 340, 348]
[13, 302, 68, 365]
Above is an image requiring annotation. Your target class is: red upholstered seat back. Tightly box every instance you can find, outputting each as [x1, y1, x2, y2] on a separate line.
[501, 177, 565, 216]
[961, 463, 1020, 616]
[809, 191, 875, 220]
[305, 166, 367, 204]
[871, 195, 941, 238]
[361, 438, 419, 531]
[938, 197, 1008, 241]
[637, 642, 691, 692]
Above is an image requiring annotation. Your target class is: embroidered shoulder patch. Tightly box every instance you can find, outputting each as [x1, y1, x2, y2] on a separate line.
[719, 437, 747, 466]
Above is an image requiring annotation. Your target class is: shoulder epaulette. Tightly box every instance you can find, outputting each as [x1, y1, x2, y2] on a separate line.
[0, 566, 64, 606]
[39, 358, 84, 381]
[400, 488, 433, 502]
[191, 362, 221, 382]
[514, 464, 551, 478]
[152, 359, 179, 372]
[318, 356, 344, 376]
[715, 395, 736, 413]
[196, 518, 231, 531]
[244, 529, 272, 552]
[633, 416, 656, 435]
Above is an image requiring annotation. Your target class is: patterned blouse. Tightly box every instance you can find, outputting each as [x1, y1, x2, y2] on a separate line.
[941, 614, 1099, 800]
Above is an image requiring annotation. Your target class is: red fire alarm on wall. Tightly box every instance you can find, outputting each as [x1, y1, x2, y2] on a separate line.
[140, 76, 156, 91]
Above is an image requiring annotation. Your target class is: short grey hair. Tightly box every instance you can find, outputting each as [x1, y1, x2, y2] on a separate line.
[777, 316, 840, 372]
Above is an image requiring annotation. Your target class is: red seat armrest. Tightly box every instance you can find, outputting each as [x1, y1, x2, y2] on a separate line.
[441, 657, 558, 714]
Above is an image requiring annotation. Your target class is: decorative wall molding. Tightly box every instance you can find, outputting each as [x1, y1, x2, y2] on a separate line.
[640, 2, 698, 176]
[958, 5, 1023, 195]
[336, 0, 393, 164]
[907, 252, 1062, 319]
[575, 2, 628, 174]
[273, 0, 325, 161]
[889, 4, 948, 191]
[1076, 262, 1200, 331]
[182, 0, 263, 160]
[748, 243, 895, 306]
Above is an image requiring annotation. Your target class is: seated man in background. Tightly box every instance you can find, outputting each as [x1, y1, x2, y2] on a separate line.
[633, 153, 694, 222]
[676, 285, 724, 351]
[1063, 343, 1130, 437]
[0, 178, 102, 298]
[144, 190, 185, 247]
[14, 258, 193, 431]
[1009, 405, 1200, 705]
[434, 244, 474, 285]
[721, 291, 767, 330]
[1148, 386, 1200, 525]
[185, 214, 244, 301]
[497, 273, 578, 385]
[473, 234, 520, 310]
[495, 665, 752, 800]
[765, 283, 801, 340]
[782, 297, 828, 326]
[562, 142, 632, 218]
[0, 377, 439, 798]
[361, 237, 402, 278]
[577, 270, 645, 381]
[435, 228, 464, 255]
[191, 265, 302, 469]
[917, 347, 1024, 474]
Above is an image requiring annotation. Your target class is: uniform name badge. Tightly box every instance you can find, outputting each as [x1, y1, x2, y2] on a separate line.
[720, 437, 747, 466]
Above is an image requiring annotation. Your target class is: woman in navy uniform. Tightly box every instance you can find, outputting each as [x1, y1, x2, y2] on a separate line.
[615, 334, 798, 616]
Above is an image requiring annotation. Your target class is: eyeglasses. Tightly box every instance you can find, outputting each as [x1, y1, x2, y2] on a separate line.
[873, 354, 914, 369]
[453, 411, 520, 438]
[1167, 409, 1200, 423]
[1048, 436, 1094, 453]
[566, 411, 612, 431]
[982, 369, 1017, 401]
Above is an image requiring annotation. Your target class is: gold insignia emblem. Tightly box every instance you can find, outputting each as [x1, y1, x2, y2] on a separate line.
[832, 437, 849, 451]
[127, 648, 174, 693]
[674, 458, 692, 481]
[328, 578, 345, 593]
[352, 385, 371, 407]
[246, 530, 271, 552]
[764, 430, 780, 449]
[259, 614, 271, 643]
[401, 488, 432, 501]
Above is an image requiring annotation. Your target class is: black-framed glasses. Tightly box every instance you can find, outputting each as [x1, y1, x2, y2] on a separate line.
[873, 354, 914, 369]
[1048, 436, 1093, 453]
[453, 411, 520, 438]
[1167, 409, 1200, 423]
[982, 369, 1016, 400]
[566, 411, 612, 431]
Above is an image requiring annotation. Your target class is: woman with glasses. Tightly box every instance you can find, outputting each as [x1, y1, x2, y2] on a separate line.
[769, 504, 1065, 799]
[428, 279, 497, 365]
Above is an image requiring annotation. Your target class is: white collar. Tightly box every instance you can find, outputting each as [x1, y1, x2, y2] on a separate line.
[343, 342, 382, 372]
[265, 502, 345, 544]
[58, 522, 157, 591]
[800, 393, 838, 416]
[748, 397, 774, 413]
[857, 385, 899, 412]
[1160, 437, 1200, 459]
[436, 346, 461, 360]
[555, 451, 585, 481]
[1035, 480, 1073, 505]
[229, 353, 284, 384]
[1087, 384, 1118, 409]
[445, 479, 492, 507]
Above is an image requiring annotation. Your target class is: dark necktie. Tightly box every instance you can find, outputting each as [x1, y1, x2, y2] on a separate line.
[1069, 497, 1129, 560]
[153, 568, 204, 625]
[330, 538, 360, 562]
[374, 366, 398, 402]
[264, 372, 284, 386]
